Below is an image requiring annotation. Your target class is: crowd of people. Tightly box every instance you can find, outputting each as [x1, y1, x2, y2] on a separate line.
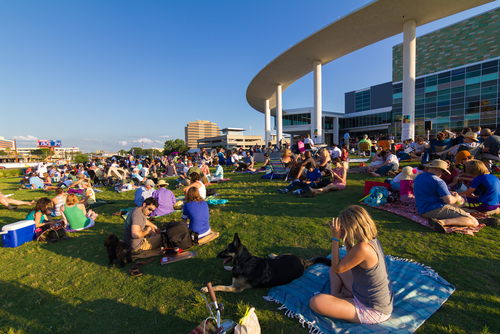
[3, 126, 500, 326]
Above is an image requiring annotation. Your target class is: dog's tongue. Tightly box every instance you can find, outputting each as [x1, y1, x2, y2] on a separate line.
[223, 258, 230, 265]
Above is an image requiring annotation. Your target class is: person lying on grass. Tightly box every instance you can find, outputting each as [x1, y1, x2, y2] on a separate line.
[25, 198, 58, 229]
[309, 157, 346, 196]
[0, 191, 34, 210]
[278, 162, 321, 195]
[309, 205, 393, 324]
[459, 160, 500, 215]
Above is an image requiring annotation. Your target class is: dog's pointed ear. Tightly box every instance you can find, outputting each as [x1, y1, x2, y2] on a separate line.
[233, 233, 241, 246]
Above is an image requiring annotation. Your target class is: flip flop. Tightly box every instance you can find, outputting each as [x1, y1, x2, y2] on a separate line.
[428, 218, 446, 233]
[129, 268, 143, 277]
[131, 258, 155, 269]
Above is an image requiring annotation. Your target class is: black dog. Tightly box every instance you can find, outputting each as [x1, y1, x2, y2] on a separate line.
[104, 233, 132, 267]
[201, 233, 331, 293]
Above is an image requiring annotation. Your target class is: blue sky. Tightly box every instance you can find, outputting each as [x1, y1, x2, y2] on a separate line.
[1, 0, 499, 153]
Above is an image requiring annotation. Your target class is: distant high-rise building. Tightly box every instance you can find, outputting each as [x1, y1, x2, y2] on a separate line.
[185, 120, 220, 149]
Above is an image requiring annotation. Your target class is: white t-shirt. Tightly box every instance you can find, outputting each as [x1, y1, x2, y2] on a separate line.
[386, 154, 399, 166]
[331, 147, 341, 158]
[304, 138, 314, 146]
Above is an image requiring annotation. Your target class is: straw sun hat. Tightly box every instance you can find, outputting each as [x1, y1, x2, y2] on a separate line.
[424, 159, 451, 174]
[463, 132, 478, 141]
[399, 166, 417, 181]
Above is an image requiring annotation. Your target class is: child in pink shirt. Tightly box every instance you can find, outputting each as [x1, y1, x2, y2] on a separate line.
[399, 166, 417, 206]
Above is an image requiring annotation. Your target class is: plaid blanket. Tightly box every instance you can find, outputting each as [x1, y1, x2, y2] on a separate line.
[265, 248, 455, 334]
[362, 198, 486, 236]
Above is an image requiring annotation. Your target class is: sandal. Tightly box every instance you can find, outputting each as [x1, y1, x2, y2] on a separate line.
[131, 258, 155, 269]
[129, 268, 143, 277]
[428, 218, 446, 233]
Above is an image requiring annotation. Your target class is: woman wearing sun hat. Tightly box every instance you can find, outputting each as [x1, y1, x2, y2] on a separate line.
[399, 166, 417, 206]
[413, 159, 479, 233]
[437, 132, 480, 158]
[150, 179, 176, 217]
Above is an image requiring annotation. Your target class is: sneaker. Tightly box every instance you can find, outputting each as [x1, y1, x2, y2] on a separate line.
[428, 218, 446, 233]
[278, 189, 288, 194]
[293, 190, 301, 195]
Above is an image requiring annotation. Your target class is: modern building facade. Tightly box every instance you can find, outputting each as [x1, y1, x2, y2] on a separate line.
[246, 0, 493, 146]
[0, 137, 14, 150]
[184, 120, 220, 149]
[197, 128, 264, 150]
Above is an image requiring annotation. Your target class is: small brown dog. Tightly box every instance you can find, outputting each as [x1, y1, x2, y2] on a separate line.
[104, 233, 132, 267]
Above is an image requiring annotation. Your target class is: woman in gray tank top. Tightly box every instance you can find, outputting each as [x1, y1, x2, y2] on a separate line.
[309, 205, 393, 324]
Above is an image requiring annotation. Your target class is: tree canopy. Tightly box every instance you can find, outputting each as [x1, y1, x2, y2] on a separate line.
[163, 139, 189, 155]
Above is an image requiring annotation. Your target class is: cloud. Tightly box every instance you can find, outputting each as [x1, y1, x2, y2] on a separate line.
[158, 135, 170, 138]
[82, 138, 99, 142]
[118, 141, 128, 146]
[13, 135, 38, 141]
[133, 138, 154, 144]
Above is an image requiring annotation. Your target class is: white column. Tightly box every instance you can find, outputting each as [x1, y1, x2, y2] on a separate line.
[276, 84, 283, 145]
[333, 117, 339, 145]
[402, 20, 416, 142]
[314, 60, 323, 143]
[264, 99, 271, 148]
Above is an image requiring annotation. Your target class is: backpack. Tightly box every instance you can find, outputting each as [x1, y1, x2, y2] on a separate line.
[364, 186, 389, 207]
[37, 224, 68, 243]
[161, 221, 199, 250]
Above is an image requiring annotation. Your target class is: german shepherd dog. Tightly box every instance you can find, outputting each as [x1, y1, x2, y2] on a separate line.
[104, 233, 132, 267]
[202, 233, 331, 293]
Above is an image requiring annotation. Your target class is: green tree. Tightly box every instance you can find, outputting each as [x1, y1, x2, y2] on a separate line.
[74, 154, 89, 164]
[163, 139, 189, 155]
[128, 147, 143, 156]
[0, 150, 7, 156]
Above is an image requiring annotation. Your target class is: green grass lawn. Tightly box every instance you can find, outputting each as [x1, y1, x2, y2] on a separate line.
[0, 163, 499, 334]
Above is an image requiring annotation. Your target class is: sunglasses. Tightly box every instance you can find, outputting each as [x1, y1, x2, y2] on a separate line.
[144, 206, 156, 212]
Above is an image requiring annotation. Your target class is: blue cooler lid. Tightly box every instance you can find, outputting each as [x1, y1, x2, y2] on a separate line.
[1, 220, 36, 232]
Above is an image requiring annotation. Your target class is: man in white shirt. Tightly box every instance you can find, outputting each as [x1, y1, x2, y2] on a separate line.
[369, 149, 399, 177]
[331, 144, 341, 159]
[304, 134, 318, 152]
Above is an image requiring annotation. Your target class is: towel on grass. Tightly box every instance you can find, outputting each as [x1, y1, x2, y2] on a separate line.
[265, 248, 455, 334]
[362, 198, 486, 236]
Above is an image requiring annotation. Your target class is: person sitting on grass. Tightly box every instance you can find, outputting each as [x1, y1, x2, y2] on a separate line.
[25, 198, 58, 229]
[367, 149, 384, 173]
[42, 173, 52, 190]
[0, 191, 34, 210]
[316, 148, 332, 176]
[309, 157, 346, 196]
[260, 153, 272, 172]
[134, 179, 156, 207]
[51, 188, 67, 217]
[211, 158, 224, 182]
[182, 172, 206, 199]
[399, 166, 417, 206]
[234, 151, 256, 172]
[79, 180, 96, 206]
[368, 149, 399, 177]
[151, 180, 176, 217]
[181, 187, 211, 239]
[309, 205, 393, 324]
[459, 160, 500, 215]
[278, 162, 321, 195]
[413, 159, 483, 233]
[281, 149, 293, 167]
[19, 172, 44, 190]
[123, 197, 161, 254]
[61, 194, 97, 231]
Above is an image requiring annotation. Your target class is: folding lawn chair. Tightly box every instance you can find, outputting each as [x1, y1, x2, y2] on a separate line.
[269, 158, 289, 181]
